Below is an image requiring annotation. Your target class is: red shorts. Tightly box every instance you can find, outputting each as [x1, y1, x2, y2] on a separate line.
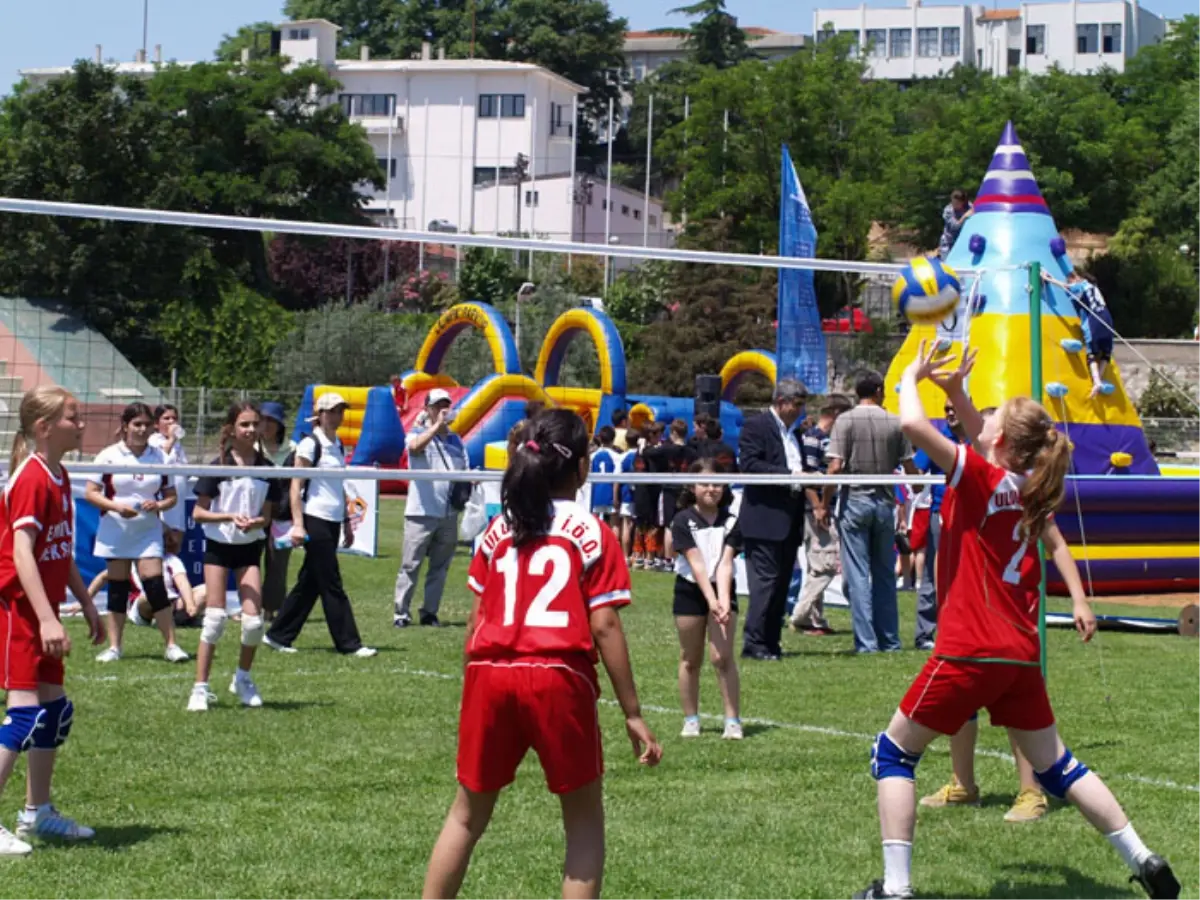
[457, 660, 603, 795]
[900, 656, 1054, 735]
[909, 509, 932, 552]
[0, 596, 64, 691]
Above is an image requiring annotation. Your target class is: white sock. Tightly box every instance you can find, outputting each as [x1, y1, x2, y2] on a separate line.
[1106, 823, 1152, 872]
[193, 681, 208, 691]
[882, 840, 912, 895]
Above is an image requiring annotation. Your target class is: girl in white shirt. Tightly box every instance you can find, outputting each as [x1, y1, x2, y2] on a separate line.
[86, 403, 187, 664]
[188, 402, 281, 712]
[149, 404, 188, 537]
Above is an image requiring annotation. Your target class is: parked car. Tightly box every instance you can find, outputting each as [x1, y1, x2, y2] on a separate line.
[427, 219, 458, 233]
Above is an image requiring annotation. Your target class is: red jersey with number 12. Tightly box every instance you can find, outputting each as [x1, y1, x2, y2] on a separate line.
[0, 455, 74, 608]
[935, 445, 1045, 665]
[467, 500, 631, 675]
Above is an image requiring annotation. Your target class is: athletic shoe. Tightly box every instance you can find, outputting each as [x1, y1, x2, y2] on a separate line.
[919, 776, 979, 807]
[915, 640, 935, 651]
[263, 636, 297, 654]
[16, 805, 94, 842]
[419, 613, 443, 627]
[1003, 788, 1048, 823]
[1132, 854, 1180, 899]
[722, 720, 744, 741]
[95, 646, 122, 663]
[187, 685, 216, 712]
[853, 878, 913, 899]
[393, 615, 412, 628]
[0, 825, 31, 856]
[680, 718, 701, 738]
[230, 672, 263, 708]
[351, 647, 378, 658]
[163, 644, 190, 663]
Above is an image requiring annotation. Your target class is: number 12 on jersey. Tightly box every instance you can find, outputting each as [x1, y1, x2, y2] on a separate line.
[495, 545, 572, 628]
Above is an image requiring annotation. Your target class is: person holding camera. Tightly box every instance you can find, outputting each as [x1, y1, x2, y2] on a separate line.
[393, 389, 470, 628]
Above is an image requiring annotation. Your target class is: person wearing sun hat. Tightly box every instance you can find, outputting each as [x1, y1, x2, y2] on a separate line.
[264, 392, 376, 657]
[393, 388, 470, 628]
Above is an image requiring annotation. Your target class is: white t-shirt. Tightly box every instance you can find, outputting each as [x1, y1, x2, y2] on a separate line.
[193, 452, 282, 545]
[149, 432, 189, 531]
[89, 442, 171, 517]
[297, 428, 347, 523]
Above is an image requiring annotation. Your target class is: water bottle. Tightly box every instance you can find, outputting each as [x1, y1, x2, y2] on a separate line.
[275, 534, 308, 550]
[172, 424, 186, 440]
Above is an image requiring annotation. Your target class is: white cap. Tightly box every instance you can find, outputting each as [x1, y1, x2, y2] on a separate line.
[427, 388, 453, 406]
[313, 392, 349, 415]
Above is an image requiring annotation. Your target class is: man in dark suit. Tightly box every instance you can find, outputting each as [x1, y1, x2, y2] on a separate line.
[737, 379, 808, 660]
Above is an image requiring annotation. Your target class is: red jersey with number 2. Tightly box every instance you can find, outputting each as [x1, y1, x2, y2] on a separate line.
[0, 455, 74, 607]
[467, 499, 631, 678]
[935, 445, 1045, 665]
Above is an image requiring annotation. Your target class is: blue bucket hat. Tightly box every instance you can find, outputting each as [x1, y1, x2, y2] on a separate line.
[260, 401, 286, 426]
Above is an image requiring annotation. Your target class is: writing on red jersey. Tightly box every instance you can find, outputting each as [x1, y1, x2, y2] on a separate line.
[476, 502, 604, 571]
[39, 519, 74, 563]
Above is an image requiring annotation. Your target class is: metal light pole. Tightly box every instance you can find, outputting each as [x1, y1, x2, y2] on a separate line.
[142, 0, 150, 57]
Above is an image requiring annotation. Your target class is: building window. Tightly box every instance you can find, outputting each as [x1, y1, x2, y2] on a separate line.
[478, 94, 498, 118]
[339, 94, 395, 117]
[525, 190, 539, 207]
[941, 27, 961, 57]
[633, 209, 641, 221]
[816, 29, 835, 44]
[1077, 24, 1099, 53]
[1102, 23, 1122, 53]
[621, 204, 630, 216]
[889, 28, 912, 58]
[1007, 48, 1021, 68]
[550, 102, 573, 138]
[865, 29, 886, 58]
[649, 214, 657, 226]
[917, 28, 939, 57]
[473, 166, 518, 186]
[377, 158, 397, 178]
[500, 94, 525, 117]
[1026, 24, 1046, 55]
[287, 27, 310, 40]
[839, 30, 861, 55]
[601, 199, 608, 211]
[632, 59, 645, 81]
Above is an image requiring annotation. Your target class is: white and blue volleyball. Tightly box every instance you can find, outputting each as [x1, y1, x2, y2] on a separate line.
[892, 256, 962, 325]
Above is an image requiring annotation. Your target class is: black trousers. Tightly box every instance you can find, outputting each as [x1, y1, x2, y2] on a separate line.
[267, 515, 364, 653]
[742, 531, 803, 657]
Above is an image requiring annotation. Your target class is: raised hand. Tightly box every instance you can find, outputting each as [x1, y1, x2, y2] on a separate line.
[928, 346, 978, 396]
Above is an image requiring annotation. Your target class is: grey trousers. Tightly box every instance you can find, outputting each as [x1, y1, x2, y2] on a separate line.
[393, 513, 459, 619]
[791, 509, 838, 629]
[262, 536, 292, 615]
[914, 511, 942, 646]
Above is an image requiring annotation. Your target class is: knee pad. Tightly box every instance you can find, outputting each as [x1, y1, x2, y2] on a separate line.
[871, 731, 923, 782]
[0, 706, 43, 753]
[141, 574, 171, 613]
[201, 608, 227, 646]
[31, 697, 73, 750]
[107, 579, 131, 614]
[1034, 748, 1090, 800]
[241, 614, 264, 647]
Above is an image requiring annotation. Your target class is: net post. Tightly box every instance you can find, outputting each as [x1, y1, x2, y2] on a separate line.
[1030, 261, 1048, 679]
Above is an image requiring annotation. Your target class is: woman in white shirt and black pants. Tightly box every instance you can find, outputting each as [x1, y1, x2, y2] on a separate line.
[264, 393, 376, 657]
[187, 402, 282, 712]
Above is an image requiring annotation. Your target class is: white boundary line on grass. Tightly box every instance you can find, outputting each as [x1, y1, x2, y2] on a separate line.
[72, 662, 1199, 795]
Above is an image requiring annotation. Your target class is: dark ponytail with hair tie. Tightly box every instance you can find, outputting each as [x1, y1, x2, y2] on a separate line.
[502, 409, 589, 546]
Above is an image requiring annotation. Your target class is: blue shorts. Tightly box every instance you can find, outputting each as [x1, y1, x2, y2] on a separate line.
[1081, 309, 1114, 361]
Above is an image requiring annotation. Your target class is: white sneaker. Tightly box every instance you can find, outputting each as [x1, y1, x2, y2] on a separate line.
[722, 719, 744, 741]
[230, 672, 263, 708]
[680, 718, 701, 738]
[0, 824, 32, 856]
[351, 647, 378, 658]
[16, 805, 94, 842]
[187, 685, 216, 712]
[95, 646, 121, 663]
[164, 644, 189, 663]
[263, 636, 297, 654]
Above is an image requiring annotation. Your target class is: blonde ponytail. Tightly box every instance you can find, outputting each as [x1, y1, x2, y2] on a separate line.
[10, 385, 73, 476]
[999, 397, 1071, 540]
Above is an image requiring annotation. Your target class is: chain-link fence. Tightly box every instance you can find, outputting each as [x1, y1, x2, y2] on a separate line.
[1143, 418, 1200, 457]
[159, 387, 308, 463]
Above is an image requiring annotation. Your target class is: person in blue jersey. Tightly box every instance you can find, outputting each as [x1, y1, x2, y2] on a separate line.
[589, 426, 621, 529]
[1064, 271, 1115, 397]
[617, 427, 641, 565]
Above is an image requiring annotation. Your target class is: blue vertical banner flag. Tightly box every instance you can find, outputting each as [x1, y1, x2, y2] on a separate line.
[776, 145, 827, 393]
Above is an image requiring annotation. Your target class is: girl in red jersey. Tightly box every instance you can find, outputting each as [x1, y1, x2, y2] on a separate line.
[0, 386, 105, 855]
[855, 343, 1178, 900]
[423, 409, 662, 900]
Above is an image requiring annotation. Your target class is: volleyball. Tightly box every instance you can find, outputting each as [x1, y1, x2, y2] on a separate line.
[892, 256, 962, 325]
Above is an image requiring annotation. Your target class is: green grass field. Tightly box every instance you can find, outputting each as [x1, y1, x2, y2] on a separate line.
[5, 499, 1197, 898]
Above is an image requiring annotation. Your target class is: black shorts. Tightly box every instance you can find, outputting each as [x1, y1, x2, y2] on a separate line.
[661, 490, 679, 530]
[203, 539, 265, 571]
[672, 577, 739, 617]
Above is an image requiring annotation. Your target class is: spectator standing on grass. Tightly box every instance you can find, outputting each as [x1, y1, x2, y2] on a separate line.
[264, 393, 376, 657]
[790, 395, 852, 635]
[589, 426, 620, 529]
[393, 388, 469, 629]
[149, 404, 188, 542]
[737, 379, 808, 661]
[611, 408, 629, 452]
[617, 426, 641, 563]
[823, 372, 918, 655]
[702, 419, 738, 473]
[632, 422, 668, 571]
[657, 419, 699, 564]
[256, 401, 295, 623]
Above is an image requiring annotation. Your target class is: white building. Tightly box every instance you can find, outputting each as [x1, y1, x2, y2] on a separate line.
[18, 18, 677, 251]
[812, 0, 1167, 79]
[622, 27, 809, 83]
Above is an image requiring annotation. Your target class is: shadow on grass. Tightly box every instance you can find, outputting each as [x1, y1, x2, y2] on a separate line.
[259, 699, 336, 712]
[742, 722, 777, 738]
[923, 862, 1139, 899]
[88, 823, 182, 851]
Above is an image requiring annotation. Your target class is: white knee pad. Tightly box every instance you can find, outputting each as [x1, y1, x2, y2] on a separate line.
[201, 608, 227, 645]
[241, 615, 264, 647]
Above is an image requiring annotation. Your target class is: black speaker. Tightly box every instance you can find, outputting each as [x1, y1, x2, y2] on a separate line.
[694, 375, 721, 420]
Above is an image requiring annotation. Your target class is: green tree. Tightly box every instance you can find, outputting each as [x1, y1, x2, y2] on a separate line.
[671, 0, 748, 69]
[282, 0, 627, 121]
[214, 21, 279, 62]
[457, 247, 522, 307]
